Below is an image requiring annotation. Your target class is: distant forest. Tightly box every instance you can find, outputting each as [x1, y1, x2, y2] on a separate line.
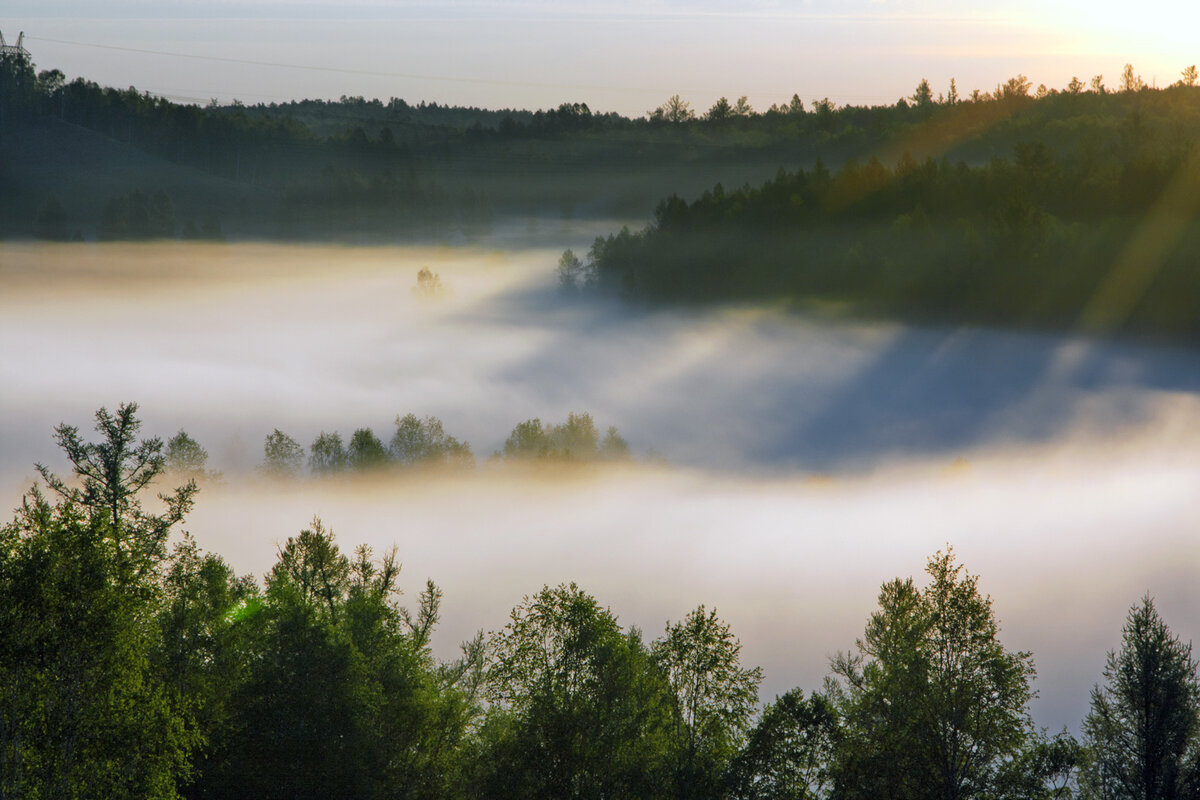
[3, 49, 1197, 245]
[4, 403, 1199, 799]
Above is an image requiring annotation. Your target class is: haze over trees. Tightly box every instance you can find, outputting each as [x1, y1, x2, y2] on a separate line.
[3, 405, 1197, 798]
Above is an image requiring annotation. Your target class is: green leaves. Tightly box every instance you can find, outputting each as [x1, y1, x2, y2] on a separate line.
[1081, 596, 1200, 800]
[830, 548, 1037, 800]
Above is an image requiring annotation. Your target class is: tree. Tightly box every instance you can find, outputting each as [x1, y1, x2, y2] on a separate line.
[1080, 596, 1200, 800]
[1180, 66, 1198, 87]
[164, 429, 210, 479]
[706, 97, 734, 122]
[999, 74, 1033, 100]
[732, 96, 754, 117]
[653, 606, 762, 800]
[829, 549, 1037, 800]
[205, 519, 472, 799]
[413, 266, 446, 299]
[1121, 64, 1147, 93]
[655, 94, 695, 123]
[728, 688, 840, 800]
[389, 413, 473, 468]
[1067, 76, 1086, 94]
[557, 248, 585, 292]
[1092, 75, 1106, 94]
[478, 583, 672, 800]
[789, 94, 806, 114]
[35, 402, 196, 575]
[912, 78, 934, 110]
[346, 427, 388, 471]
[308, 430, 346, 475]
[263, 428, 304, 477]
[1, 405, 198, 798]
[947, 78, 959, 105]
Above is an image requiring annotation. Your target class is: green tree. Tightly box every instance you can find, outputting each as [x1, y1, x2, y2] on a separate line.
[263, 428, 305, 477]
[308, 430, 347, 475]
[347, 427, 388, 471]
[1067, 76, 1086, 94]
[478, 583, 672, 799]
[653, 606, 763, 800]
[732, 96, 754, 117]
[164, 429, 211, 480]
[706, 97, 734, 122]
[1080, 596, 1200, 800]
[390, 413, 473, 469]
[912, 78, 935, 110]
[1, 405, 198, 798]
[1179, 66, 1198, 87]
[558, 248, 586, 292]
[728, 688, 840, 800]
[206, 519, 473, 799]
[829, 549, 1037, 800]
[35, 402, 196, 575]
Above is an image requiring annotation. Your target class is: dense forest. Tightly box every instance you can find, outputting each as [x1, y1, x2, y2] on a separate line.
[3, 48, 1198, 245]
[4, 50, 1199, 342]
[2, 403, 1198, 799]
[573, 75, 1200, 342]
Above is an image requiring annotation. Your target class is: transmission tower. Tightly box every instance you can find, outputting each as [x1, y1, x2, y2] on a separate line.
[0, 30, 31, 58]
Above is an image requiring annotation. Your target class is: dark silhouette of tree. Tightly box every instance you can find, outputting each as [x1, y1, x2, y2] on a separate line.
[1081, 596, 1200, 800]
[1121, 64, 1147, 93]
[706, 97, 734, 122]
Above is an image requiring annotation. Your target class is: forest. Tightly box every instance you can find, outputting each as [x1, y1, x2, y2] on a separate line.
[4, 50, 1200, 342]
[2, 404, 1198, 799]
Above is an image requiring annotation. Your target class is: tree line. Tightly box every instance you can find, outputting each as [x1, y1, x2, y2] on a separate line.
[3, 404, 1197, 799]
[160, 411, 633, 481]
[576, 78, 1200, 342]
[5, 47, 1197, 241]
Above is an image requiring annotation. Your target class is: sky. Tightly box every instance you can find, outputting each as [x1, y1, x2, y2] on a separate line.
[3, 0, 1197, 116]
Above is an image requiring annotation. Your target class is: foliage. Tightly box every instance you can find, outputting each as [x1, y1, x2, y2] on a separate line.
[390, 414, 473, 468]
[263, 428, 305, 477]
[477, 583, 672, 799]
[164, 429, 212, 480]
[1, 405, 200, 798]
[1080, 596, 1200, 800]
[653, 606, 763, 800]
[35, 402, 197, 575]
[727, 689, 840, 800]
[828, 548, 1037, 800]
[308, 430, 347, 475]
[501, 412, 631, 462]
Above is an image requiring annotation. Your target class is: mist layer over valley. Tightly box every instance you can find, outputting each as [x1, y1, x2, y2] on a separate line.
[3, 238, 1197, 738]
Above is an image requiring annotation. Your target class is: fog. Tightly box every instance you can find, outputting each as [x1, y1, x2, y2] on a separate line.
[2, 239, 1198, 735]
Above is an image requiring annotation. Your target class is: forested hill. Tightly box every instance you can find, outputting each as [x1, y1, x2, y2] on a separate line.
[2, 48, 1198, 244]
[576, 81, 1200, 344]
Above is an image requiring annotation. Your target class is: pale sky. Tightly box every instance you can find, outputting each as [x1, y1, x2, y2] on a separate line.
[2, 0, 1197, 115]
